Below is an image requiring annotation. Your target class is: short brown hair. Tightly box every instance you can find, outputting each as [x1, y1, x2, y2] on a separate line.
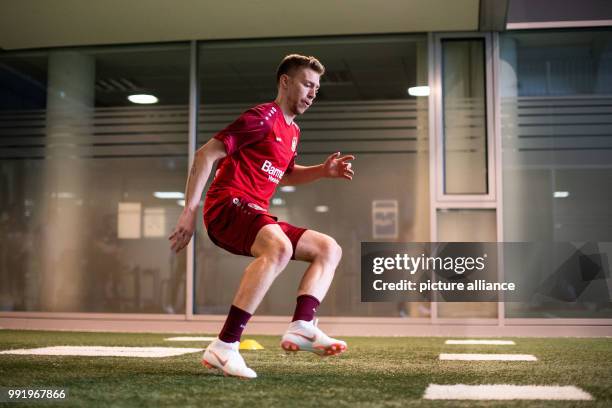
[276, 54, 325, 84]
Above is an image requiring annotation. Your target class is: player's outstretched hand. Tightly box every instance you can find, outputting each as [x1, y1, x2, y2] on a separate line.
[323, 152, 355, 180]
[168, 207, 196, 253]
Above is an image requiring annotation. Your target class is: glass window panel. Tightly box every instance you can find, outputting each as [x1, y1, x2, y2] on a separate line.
[0, 44, 190, 313]
[437, 209, 496, 242]
[196, 36, 430, 317]
[437, 209, 497, 318]
[500, 29, 612, 318]
[441, 39, 488, 194]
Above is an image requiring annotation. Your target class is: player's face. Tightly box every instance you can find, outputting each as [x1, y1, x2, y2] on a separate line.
[286, 68, 320, 115]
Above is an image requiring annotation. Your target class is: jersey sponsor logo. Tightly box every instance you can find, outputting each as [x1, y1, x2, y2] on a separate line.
[261, 160, 284, 184]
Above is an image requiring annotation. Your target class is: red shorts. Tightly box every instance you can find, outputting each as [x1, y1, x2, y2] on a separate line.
[203, 193, 307, 258]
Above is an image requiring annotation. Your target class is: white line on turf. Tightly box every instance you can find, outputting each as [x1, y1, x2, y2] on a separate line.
[445, 340, 515, 345]
[165, 337, 216, 342]
[0, 346, 202, 358]
[439, 353, 537, 361]
[423, 384, 592, 400]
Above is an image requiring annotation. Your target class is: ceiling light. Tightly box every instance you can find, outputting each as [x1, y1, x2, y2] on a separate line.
[272, 198, 285, 206]
[553, 191, 570, 198]
[315, 205, 329, 213]
[128, 94, 159, 104]
[408, 86, 430, 97]
[154, 192, 184, 199]
[280, 186, 296, 193]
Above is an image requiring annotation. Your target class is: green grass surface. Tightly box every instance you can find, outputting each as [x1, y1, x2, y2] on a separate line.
[0, 330, 611, 407]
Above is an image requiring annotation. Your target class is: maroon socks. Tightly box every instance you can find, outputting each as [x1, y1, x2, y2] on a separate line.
[218, 305, 252, 343]
[292, 294, 320, 322]
[218, 296, 320, 343]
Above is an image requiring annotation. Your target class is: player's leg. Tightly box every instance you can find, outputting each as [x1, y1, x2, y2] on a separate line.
[203, 223, 292, 378]
[280, 230, 347, 356]
[233, 223, 293, 313]
[293, 230, 342, 300]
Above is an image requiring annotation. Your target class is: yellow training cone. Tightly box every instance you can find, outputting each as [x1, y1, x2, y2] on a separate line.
[239, 339, 264, 350]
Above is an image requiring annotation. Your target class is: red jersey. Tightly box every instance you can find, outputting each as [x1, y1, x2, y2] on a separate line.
[205, 102, 300, 211]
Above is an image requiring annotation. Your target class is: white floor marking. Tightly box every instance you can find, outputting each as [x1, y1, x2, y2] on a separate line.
[165, 337, 216, 342]
[423, 384, 593, 400]
[0, 346, 202, 358]
[440, 353, 537, 361]
[445, 340, 515, 345]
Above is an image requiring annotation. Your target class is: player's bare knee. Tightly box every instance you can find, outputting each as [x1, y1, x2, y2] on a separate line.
[264, 236, 292, 271]
[318, 236, 342, 267]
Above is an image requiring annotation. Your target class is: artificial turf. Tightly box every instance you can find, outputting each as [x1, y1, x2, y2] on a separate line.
[0, 330, 611, 407]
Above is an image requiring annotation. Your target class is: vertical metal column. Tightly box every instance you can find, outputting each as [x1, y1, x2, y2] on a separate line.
[427, 32, 439, 323]
[492, 32, 506, 326]
[186, 40, 198, 320]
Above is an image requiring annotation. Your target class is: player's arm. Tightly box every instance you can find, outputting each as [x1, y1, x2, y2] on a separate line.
[169, 138, 227, 253]
[281, 152, 355, 185]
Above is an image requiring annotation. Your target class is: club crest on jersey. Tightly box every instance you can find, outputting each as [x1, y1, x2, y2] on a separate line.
[291, 136, 297, 152]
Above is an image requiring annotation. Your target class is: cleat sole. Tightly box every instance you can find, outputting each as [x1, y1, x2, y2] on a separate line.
[281, 340, 301, 352]
[202, 359, 216, 370]
[283, 341, 347, 357]
[319, 343, 347, 357]
[202, 359, 255, 379]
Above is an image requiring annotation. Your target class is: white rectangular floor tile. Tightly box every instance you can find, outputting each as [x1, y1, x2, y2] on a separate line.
[440, 353, 537, 361]
[0, 346, 202, 358]
[423, 384, 592, 400]
[445, 340, 515, 345]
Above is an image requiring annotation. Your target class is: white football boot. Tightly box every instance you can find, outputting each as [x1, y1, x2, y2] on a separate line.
[201, 338, 257, 379]
[280, 319, 347, 356]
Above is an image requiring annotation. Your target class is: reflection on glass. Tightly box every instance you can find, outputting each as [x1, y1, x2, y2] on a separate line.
[196, 36, 430, 317]
[442, 39, 488, 194]
[0, 44, 190, 313]
[500, 29, 612, 318]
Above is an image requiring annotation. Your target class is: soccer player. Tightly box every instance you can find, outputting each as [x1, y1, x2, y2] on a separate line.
[169, 54, 354, 379]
